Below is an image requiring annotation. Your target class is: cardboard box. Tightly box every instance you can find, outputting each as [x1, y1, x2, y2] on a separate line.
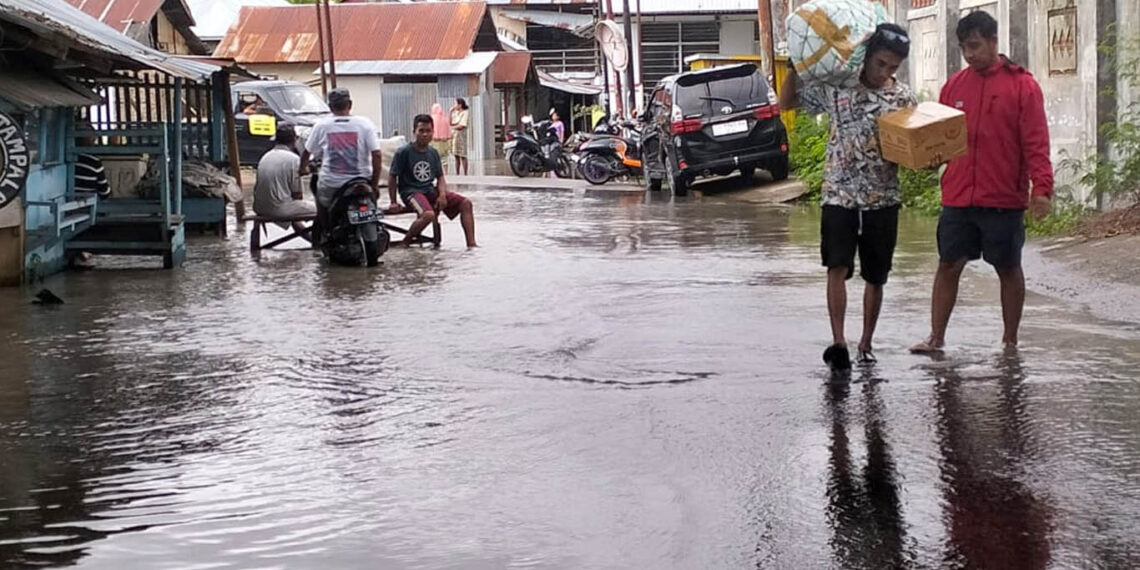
[877, 102, 968, 170]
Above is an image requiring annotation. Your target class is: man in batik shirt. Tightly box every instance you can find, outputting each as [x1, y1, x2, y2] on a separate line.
[781, 23, 917, 371]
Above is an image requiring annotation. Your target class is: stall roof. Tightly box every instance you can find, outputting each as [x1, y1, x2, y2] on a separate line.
[0, 0, 221, 80]
[498, 9, 595, 37]
[536, 69, 601, 95]
[493, 51, 532, 86]
[323, 52, 499, 77]
[215, 2, 492, 64]
[0, 70, 103, 110]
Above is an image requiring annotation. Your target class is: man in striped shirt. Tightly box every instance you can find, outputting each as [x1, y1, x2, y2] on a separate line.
[74, 152, 110, 198]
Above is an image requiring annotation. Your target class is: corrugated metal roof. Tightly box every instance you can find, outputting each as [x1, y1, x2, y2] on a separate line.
[65, 0, 167, 32]
[323, 52, 499, 77]
[498, 9, 595, 36]
[493, 51, 531, 85]
[536, 69, 601, 94]
[215, 2, 489, 64]
[0, 0, 220, 80]
[186, 0, 288, 41]
[0, 70, 103, 110]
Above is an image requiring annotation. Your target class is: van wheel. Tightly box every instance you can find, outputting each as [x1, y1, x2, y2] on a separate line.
[665, 151, 688, 196]
[739, 166, 756, 184]
[767, 156, 789, 181]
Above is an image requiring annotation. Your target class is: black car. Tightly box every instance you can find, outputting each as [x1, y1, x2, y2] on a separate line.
[641, 63, 789, 196]
[230, 80, 333, 165]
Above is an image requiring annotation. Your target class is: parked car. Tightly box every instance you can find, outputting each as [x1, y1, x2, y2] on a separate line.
[641, 63, 789, 196]
[230, 80, 333, 165]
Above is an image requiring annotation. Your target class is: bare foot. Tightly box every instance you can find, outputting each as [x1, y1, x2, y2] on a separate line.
[909, 337, 945, 354]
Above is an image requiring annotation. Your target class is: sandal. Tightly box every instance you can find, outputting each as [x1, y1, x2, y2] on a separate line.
[857, 349, 877, 364]
[823, 344, 851, 371]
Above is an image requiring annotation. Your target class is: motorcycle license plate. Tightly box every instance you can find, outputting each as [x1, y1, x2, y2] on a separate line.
[504, 140, 518, 150]
[712, 120, 748, 137]
[347, 209, 379, 224]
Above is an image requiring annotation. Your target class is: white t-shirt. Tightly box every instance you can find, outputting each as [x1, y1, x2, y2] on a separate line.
[306, 115, 381, 190]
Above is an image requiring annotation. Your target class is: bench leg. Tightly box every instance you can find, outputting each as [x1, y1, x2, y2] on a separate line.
[250, 221, 261, 253]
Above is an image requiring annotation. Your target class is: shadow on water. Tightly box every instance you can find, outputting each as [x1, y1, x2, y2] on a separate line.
[822, 369, 915, 570]
[927, 353, 1054, 570]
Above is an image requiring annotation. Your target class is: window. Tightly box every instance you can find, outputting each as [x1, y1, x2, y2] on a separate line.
[640, 22, 721, 88]
[40, 108, 61, 166]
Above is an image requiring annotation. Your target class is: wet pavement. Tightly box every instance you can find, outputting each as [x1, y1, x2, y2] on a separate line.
[1, 187, 1139, 569]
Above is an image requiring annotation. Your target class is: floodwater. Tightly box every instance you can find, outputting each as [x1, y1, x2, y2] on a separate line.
[1, 187, 1139, 570]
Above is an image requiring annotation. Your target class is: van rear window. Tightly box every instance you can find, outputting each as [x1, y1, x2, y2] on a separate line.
[674, 72, 770, 116]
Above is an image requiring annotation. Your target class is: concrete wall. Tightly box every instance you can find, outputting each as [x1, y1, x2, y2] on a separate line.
[1027, 0, 1098, 198]
[720, 18, 758, 55]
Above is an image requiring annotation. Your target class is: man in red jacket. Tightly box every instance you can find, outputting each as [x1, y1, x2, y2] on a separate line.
[911, 11, 1053, 354]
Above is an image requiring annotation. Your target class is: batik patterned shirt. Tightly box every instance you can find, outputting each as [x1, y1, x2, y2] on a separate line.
[800, 79, 917, 210]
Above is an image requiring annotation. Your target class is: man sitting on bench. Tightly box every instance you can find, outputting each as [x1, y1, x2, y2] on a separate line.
[388, 114, 478, 248]
[252, 124, 315, 239]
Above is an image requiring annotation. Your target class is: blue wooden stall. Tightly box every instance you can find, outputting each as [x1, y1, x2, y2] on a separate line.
[0, 0, 235, 282]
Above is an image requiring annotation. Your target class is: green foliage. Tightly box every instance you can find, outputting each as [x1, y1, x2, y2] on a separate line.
[899, 166, 942, 216]
[789, 111, 942, 212]
[1026, 192, 1092, 237]
[788, 112, 828, 203]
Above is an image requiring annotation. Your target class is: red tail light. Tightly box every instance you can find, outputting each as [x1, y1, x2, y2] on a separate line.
[753, 105, 780, 120]
[678, 160, 689, 170]
[670, 118, 703, 135]
[780, 143, 788, 152]
[359, 205, 369, 211]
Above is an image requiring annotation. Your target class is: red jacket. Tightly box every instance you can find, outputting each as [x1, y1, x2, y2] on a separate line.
[939, 57, 1054, 209]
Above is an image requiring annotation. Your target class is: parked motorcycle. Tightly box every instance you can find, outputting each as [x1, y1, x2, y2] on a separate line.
[320, 177, 390, 267]
[505, 115, 571, 178]
[576, 120, 643, 185]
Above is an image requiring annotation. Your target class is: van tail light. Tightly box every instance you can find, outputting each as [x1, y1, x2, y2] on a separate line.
[670, 118, 703, 135]
[678, 160, 689, 170]
[753, 105, 780, 120]
[780, 143, 788, 152]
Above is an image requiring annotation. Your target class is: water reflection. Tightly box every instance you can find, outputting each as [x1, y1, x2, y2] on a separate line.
[823, 370, 913, 569]
[930, 355, 1054, 569]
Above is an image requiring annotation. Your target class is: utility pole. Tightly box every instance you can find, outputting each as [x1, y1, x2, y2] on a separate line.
[322, 0, 337, 88]
[315, 0, 328, 96]
[757, 0, 776, 77]
[622, 0, 636, 114]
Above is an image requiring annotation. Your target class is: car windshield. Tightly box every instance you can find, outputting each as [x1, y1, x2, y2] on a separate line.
[267, 85, 329, 115]
[675, 71, 770, 117]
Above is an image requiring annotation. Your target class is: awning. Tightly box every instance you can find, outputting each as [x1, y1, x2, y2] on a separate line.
[498, 9, 595, 37]
[0, 0, 221, 80]
[0, 70, 103, 110]
[320, 52, 499, 77]
[536, 69, 602, 95]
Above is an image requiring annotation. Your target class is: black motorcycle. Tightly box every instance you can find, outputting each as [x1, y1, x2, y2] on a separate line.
[576, 120, 643, 185]
[319, 177, 390, 267]
[506, 116, 571, 178]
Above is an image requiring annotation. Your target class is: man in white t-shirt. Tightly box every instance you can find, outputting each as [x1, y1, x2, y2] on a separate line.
[300, 88, 382, 208]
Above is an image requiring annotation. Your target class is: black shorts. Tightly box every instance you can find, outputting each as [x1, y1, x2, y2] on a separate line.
[937, 206, 1025, 269]
[821, 205, 899, 286]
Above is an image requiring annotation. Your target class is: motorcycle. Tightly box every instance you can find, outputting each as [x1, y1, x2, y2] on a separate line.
[576, 120, 643, 186]
[320, 177, 390, 267]
[505, 115, 571, 178]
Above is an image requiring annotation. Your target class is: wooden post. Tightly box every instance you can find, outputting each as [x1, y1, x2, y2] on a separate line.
[758, 0, 776, 77]
[173, 77, 183, 217]
[322, 0, 337, 88]
[220, 72, 247, 222]
[315, 0, 328, 97]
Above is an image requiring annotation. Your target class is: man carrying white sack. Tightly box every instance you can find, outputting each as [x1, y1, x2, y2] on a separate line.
[780, 23, 917, 372]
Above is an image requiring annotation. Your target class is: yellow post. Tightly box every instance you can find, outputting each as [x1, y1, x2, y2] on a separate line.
[774, 55, 795, 136]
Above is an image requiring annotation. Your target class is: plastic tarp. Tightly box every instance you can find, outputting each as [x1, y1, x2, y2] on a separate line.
[786, 0, 889, 87]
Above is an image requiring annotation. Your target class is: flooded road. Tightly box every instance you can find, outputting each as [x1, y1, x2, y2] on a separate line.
[2, 187, 1139, 569]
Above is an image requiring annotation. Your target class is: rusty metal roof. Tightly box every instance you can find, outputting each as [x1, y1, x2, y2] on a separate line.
[493, 51, 531, 85]
[65, 0, 169, 32]
[215, 2, 490, 64]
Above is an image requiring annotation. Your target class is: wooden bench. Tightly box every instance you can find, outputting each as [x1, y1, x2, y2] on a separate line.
[248, 206, 441, 253]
